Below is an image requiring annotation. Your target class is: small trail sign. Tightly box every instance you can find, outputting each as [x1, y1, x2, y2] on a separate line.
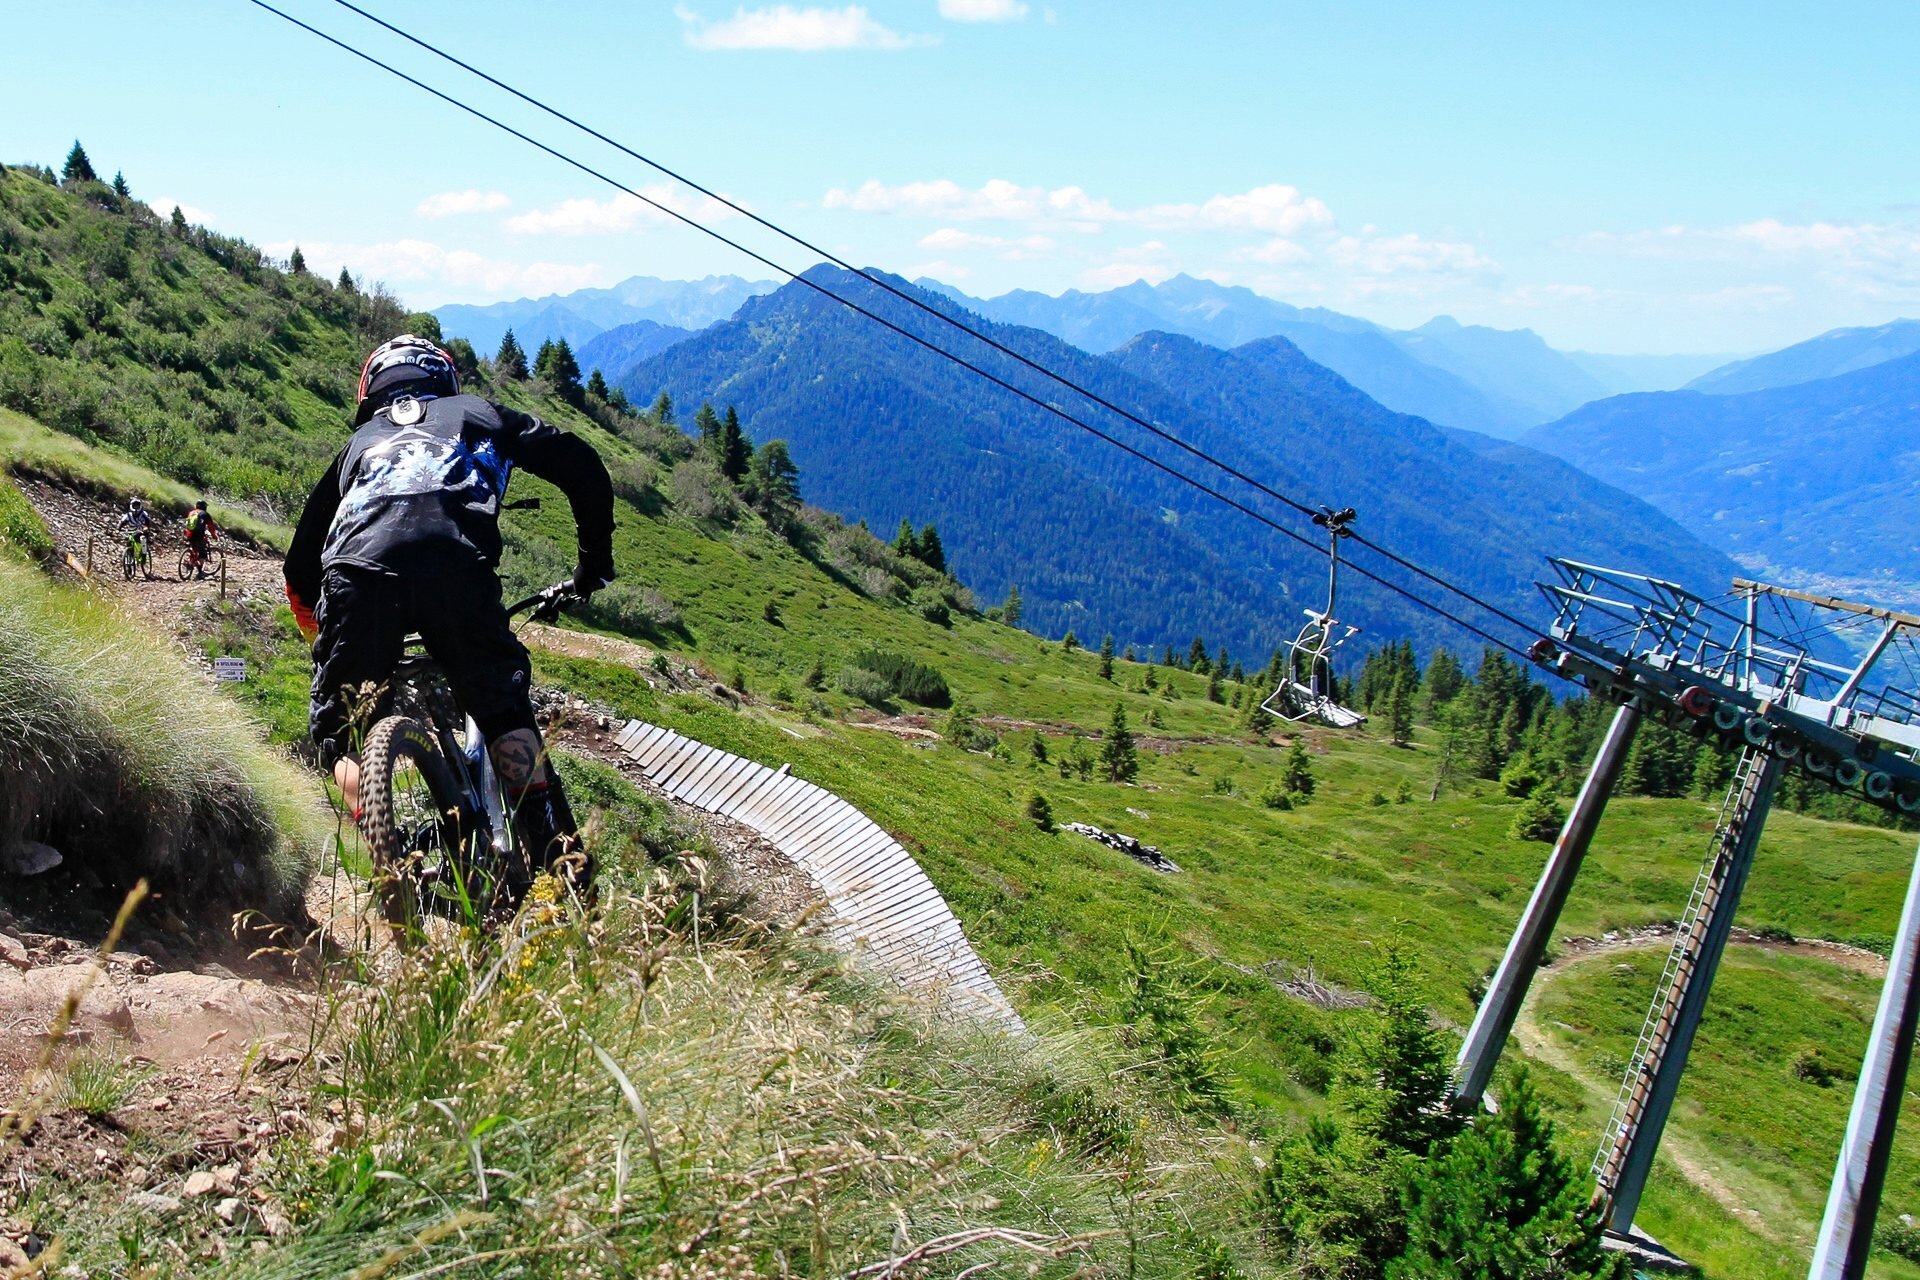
[212, 657, 247, 683]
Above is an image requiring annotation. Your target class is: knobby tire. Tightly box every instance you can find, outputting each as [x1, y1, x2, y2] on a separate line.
[359, 715, 473, 937]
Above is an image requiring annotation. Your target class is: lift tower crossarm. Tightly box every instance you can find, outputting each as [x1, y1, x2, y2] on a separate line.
[1732, 579, 1920, 630]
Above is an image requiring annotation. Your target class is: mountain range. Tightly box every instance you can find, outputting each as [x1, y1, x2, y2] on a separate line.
[1683, 318, 1920, 395]
[1525, 352, 1920, 605]
[434, 274, 773, 358]
[619, 267, 1738, 661]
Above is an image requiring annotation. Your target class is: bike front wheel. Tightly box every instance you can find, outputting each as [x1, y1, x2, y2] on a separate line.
[177, 546, 197, 581]
[359, 715, 483, 936]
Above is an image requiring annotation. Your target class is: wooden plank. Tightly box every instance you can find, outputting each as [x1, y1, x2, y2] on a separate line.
[709, 757, 772, 812]
[676, 746, 737, 808]
[694, 754, 757, 811]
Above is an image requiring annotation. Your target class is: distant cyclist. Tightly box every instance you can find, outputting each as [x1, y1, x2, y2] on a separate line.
[283, 334, 616, 901]
[184, 500, 218, 575]
[118, 497, 155, 570]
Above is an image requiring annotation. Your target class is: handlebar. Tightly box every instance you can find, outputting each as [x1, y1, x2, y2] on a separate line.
[508, 579, 584, 624]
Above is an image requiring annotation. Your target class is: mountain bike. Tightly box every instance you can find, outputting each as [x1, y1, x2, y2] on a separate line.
[356, 578, 583, 934]
[178, 535, 225, 581]
[120, 530, 154, 580]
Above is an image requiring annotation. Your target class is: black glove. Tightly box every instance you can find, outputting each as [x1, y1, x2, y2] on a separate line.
[572, 552, 616, 597]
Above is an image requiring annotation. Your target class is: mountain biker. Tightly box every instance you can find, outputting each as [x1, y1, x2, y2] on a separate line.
[118, 497, 155, 567]
[284, 334, 617, 902]
[184, 500, 217, 571]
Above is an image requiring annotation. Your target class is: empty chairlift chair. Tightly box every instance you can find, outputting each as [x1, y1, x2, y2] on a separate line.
[1262, 506, 1367, 730]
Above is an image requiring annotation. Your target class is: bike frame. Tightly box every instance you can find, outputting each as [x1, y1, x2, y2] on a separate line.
[390, 650, 514, 861]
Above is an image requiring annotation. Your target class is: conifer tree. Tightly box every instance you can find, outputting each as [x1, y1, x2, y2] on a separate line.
[1101, 702, 1139, 783]
[1002, 583, 1022, 626]
[1282, 735, 1316, 797]
[607, 385, 632, 413]
[916, 523, 947, 574]
[1062, 629, 1079, 651]
[536, 338, 583, 405]
[337, 266, 357, 293]
[1388, 674, 1415, 747]
[586, 368, 610, 401]
[1390, 1069, 1627, 1280]
[61, 141, 96, 185]
[1189, 636, 1211, 674]
[1097, 634, 1115, 681]
[718, 408, 750, 482]
[1026, 792, 1055, 832]
[170, 205, 188, 236]
[289, 245, 307, 275]
[744, 440, 800, 511]
[1206, 666, 1224, 703]
[694, 401, 723, 456]
[652, 391, 675, 424]
[892, 518, 920, 560]
[111, 171, 129, 198]
[1163, 644, 1178, 667]
[495, 329, 528, 380]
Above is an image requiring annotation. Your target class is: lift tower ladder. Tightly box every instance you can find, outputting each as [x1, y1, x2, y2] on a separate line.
[1592, 743, 1781, 1230]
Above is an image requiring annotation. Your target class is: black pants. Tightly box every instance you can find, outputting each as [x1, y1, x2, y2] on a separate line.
[308, 564, 536, 756]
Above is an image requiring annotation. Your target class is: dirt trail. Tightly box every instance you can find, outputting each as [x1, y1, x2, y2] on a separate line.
[1512, 929, 1884, 1241]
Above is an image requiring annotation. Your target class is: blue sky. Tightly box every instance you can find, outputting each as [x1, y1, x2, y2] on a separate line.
[5, 1, 1917, 353]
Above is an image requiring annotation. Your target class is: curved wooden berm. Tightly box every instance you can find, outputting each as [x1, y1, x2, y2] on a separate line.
[612, 720, 1023, 1032]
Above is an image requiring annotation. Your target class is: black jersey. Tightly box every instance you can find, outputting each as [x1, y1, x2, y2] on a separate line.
[285, 393, 612, 620]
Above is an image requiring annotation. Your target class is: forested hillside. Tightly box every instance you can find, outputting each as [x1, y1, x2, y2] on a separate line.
[1526, 352, 1920, 602]
[624, 266, 1740, 660]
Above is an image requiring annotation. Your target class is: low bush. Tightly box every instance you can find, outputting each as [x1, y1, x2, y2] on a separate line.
[836, 664, 895, 707]
[0, 475, 53, 560]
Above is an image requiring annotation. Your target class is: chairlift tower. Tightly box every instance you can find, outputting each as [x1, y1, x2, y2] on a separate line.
[1449, 560, 1920, 1279]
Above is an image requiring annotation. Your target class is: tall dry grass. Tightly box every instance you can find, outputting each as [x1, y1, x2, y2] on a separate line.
[0, 558, 324, 917]
[220, 860, 1267, 1278]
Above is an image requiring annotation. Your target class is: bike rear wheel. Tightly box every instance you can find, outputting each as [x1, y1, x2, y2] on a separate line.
[359, 715, 482, 935]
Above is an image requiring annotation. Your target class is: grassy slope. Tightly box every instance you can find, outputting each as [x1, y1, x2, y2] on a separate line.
[4, 166, 1916, 1269]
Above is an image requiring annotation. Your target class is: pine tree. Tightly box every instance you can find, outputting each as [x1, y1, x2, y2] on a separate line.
[1028, 732, 1049, 765]
[1691, 743, 1731, 799]
[1026, 792, 1055, 832]
[694, 401, 724, 457]
[1281, 735, 1316, 798]
[1002, 584, 1022, 626]
[288, 245, 308, 275]
[337, 266, 356, 293]
[540, 338, 583, 405]
[495, 329, 528, 380]
[586, 368, 610, 401]
[652, 391, 675, 425]
[110, 171, 130, 198]
[1388, 674, 1415, 747]
[1097, 634, 1115, 681]
[1336, 943, 1462, 1157]
[720, 407, 751, 482]
[1101, 702, 1139, 783]
[1206, 667, 1224, 703]
[61, 141, 96, 185]
[1509, 786, 1566, 843]
[1163, 644, 1178, 668]
[169, 205, 188, 236]
[1189, 636, 1211, 674]
[892, 518, 920, 560]
[607, 386, 633, 413]
[916, 523, 947, 574]
[744, 440, 800, 511]
[1390, 1069, 1627, 1280]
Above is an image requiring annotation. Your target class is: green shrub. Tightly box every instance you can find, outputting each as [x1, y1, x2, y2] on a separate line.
[844, 647, 951, 707]
[1508, 787, 1566, 843]
[0, 475, 53, 560]
[1026, 791, 1055, 832]
[1258, 782, 1293, 810]
[836, 664, 895, 707]
[909, 585, 951, 626]
[1878, 1215, 1920, 1264]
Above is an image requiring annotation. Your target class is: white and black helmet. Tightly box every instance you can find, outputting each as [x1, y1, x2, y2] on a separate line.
[356, 334, 459, 407]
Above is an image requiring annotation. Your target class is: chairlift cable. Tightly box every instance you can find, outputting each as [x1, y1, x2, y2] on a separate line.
[244, 0, 1556, 672]
[316, 0, 1562, 651]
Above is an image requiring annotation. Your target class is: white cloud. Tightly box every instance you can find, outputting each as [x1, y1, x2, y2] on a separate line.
[416, 189, 511, 219]
[1237, 237, 1310, 265]
[938, 0, 1028, 20]
[1581, 217, 1920, 296]
[505, 186, 742, 236]
[824, 178, 1332, 237]
[676, 4, 932, 50]
[1327, 232, 1496, 277]
[262, 238, 606, 299]
[1138, 184, 1333, 236]
[149, 196, 213, 226]
[918, 227, 1056, 258]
